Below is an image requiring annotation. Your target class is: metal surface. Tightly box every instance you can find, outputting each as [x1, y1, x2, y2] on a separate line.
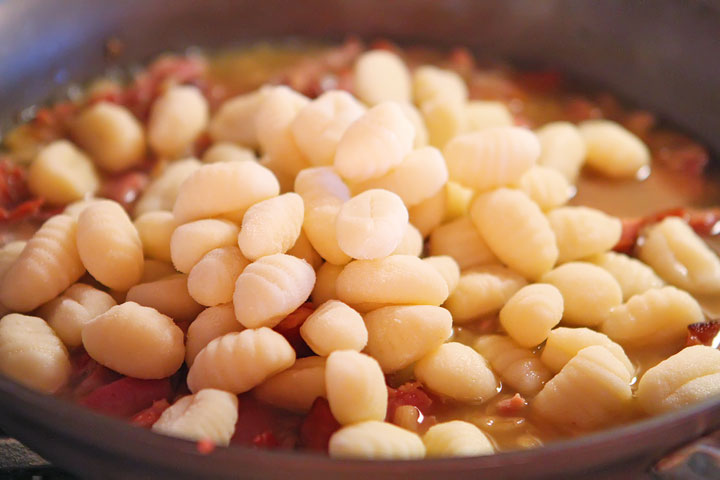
[0, 0, 719, 478]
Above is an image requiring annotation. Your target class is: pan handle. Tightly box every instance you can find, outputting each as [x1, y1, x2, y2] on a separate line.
[651, 430, 720, 479]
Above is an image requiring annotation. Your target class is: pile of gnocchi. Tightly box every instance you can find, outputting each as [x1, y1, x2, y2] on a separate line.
[0, 44, 719, 460]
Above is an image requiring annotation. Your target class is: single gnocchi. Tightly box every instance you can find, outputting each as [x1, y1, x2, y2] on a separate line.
[329, 420, 425, 460]
[364, 305, 452, 373]
[423, 421, 494, 458]
[28, 140, 99, 205]
[147, 85, 209, 158]
[637, 216, 720, 296]
[208, 88, 268, 148]
[0, 215, 85, 312]
[499, 284, 563, 348]
[325, 350, 387, 425]
[77, 200, 144, 291]
[300, 300, 367, 356]
[541, 262, 623, 327]
[535, 122, 586, 183]
[517, 166, 571, 211]
[600, 286, 704, 348]
[414, 342, 498, 403]
[637, 346, 720, 415]
[0, 314, 71, 393]
[187, 327, 295, 394]
[533, 345, 633, 429]
[422, 255, 461, 294]
[134, 210, 178, 263]
[82, 302, 185, 379]
[202, 142, 257, 164]
[153, 389, 238, 446]
[443, 127, 540, 192]
[72, 102, 145, 172]
[134, 158, 202, 216]
[172, 161, 280, 223]
[579, 119, 650, 179]
[335, 255, 449, 312]
[233, 254, 315, 328]
[547, 206, 622, 264]
[470, 188, 558, 280]
[238, 193, 304, 261]
[588, 251, 664, 301]
[335, 189, 409, 260]
[354, 50, 412, 105]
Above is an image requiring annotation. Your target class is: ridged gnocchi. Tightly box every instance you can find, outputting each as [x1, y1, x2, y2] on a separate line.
[0, 314, 71, 393]
[336, 189, 408, 260]
[637, 346, 720, 415]
[588, 251, 664, 301]
[423, 421, 494, 458]
[540, 327, 634, 375]
[187, 327, 295, 393]
[470, 188, 558, 280]
[600, 286, 704, 348]
[238, 193, 304, 261]
[443, 127, 540, 192]
[637, 217, 720, 296]
[329, 420, 425, 459]
[547, 206, 622, 264]
[533, 345, 633, 429]
[0, 215, 85, 312]
[233, 254, 315, 329]
[517, 166, 571, 211]
[364, 305, 452, 373]
[535, 122, 586, 183]
[153, 389, 238, 446]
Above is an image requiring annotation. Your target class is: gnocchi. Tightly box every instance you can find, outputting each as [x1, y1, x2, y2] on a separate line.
[546, 206, 622, 264]
[28, 140, 99, 205]
[188, 246, 249, 306]
[185, 304, 243, 367]
[254, 356, 326, 413]
[429, 216, 498, 270]
[474, 335, 552, 396]
[499, 284, 563, 348]
[126, 273, 204, 323]
[329, 420, 425, 459]
[170, 218, 240, 273]
[325, 350, 387, 425]
[300, 300, 367, 356]
[147, 86, 209, 158]
[423, 421, 494, 458]
[187, 327, 295, 394]
[354, 50, 412, 105]
[579, 119, 650, 179]
[238, 193, 304, 261]
[82, 302, 185, 379]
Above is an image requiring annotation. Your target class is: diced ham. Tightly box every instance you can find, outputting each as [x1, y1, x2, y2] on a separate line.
[130, 399, 171, 428]
[685, 321, 720, 349]
[299, 398, 341, 452]
[496, 393, 528, 416]
[386, 382, 434, 422]
[79, 377, 173, 418]
[274, 303, 315, 358]
[98, 171, 150, 212]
